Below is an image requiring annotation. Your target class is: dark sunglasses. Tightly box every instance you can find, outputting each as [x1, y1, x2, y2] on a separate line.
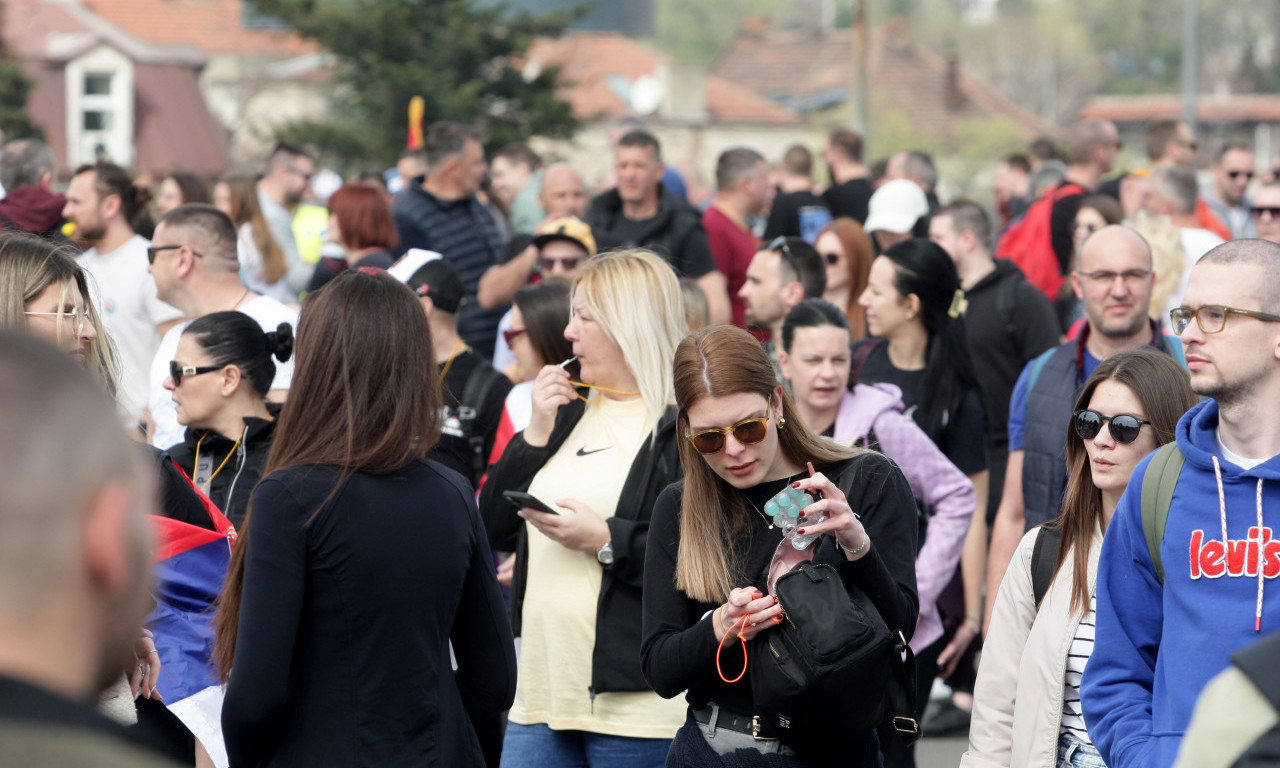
[147, 244, 203, 265]
[1073, 409, 1151, 445]
[1227, 170, 1255, 181]
[685, 408, 772, 455]
[823, 252, 840, 266]
[1250, 206, 1280, 220]
[540, 256, 582, 273]
[502, 327, 527, 346]
[765, 236, 801, 275]
[169, 360, 222, 386]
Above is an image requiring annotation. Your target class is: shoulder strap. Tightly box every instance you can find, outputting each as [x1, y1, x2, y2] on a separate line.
[996, 274, 1019, 340]
[1232, 631, 1280, 709]
[1141, 442, 1185, 584]
[849, 338, 885, 384]
[885, 630, 921, 744]
[1031, 524, 1062, 608]
[461, 363, 505, 478]
[1026, 346, 1057, 392]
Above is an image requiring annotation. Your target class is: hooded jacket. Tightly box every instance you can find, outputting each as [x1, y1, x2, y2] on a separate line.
[1083, 400, 1280, 768]
[0, 186, 67, 238]
[586, 184, 715, 278]
[832, 383, 975, 651]
[166, 408, 279, 528]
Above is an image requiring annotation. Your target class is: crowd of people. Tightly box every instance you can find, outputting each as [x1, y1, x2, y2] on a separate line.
[0, 111, 1277, 768]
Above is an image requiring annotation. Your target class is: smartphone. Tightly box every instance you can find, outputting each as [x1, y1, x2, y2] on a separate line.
[503, 490, 560, 515]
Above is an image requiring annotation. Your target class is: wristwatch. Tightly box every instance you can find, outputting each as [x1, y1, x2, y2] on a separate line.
[596, 541, 614, 566]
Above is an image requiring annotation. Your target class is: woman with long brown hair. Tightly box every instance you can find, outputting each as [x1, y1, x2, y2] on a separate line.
[815, 217, 874, 339]
[215, 175, 295, 305]
[641, 324, 919, 766]
[962, 348, 1196, 768]
[216, 269, 516, 767]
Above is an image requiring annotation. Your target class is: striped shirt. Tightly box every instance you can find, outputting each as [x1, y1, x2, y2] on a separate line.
[1060, 594, 1097, 744]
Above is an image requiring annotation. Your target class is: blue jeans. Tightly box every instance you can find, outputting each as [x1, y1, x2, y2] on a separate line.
[1057, 733, 1108, 768]
[501, 722, 671, 768]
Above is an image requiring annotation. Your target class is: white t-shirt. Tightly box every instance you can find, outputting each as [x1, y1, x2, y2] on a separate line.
[149, 295, 298, 450]
[77, 234, 184, 421]
[1163, 227, 1226, 324]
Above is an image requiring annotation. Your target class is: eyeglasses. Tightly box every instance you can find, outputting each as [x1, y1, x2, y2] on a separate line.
[288, 165, 315, 182]
[685, 407, 772, 455]
[24, 307, 91, 334]
[502, 327, 527, 346]
[146, 244, 204, 265]
[1073, 221, 1102, 236]
[1250, 206, 1280, 220]
[540, 256, 582, 273]
[1227, 170, 1255, 181]
[1073, 409, 1151, 445]
[1169, 305, 1280, 335]
[823, 252, 840, 266]
[1076, 268, 1152, 286]
[169, 360, 223, 386]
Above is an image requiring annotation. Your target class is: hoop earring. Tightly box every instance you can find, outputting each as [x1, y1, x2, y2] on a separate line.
[777, 416, 786, 430]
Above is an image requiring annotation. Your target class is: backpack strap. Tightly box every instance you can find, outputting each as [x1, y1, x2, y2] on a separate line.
[1233, 630, 1280, 709]
[885, 629, 921, 744]
[460, 362, 505, 482]
[1141, 442, 1185, 584]
[1026, 346, 1056, 392]
[995, 273, 1020, 340]
[1031, 524, 1062, 608]
[848, 338, 885, 386]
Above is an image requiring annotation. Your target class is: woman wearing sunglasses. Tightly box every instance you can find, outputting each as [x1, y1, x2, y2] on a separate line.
[0, 233, 119, 391]
[479, 249, 689, 767]
[814, 217, 874, 340]
[163, 311, 292, 527]
[642, 324, 919, 767]
[962, 347, 1196, 768]
[217, 270, 516, 768]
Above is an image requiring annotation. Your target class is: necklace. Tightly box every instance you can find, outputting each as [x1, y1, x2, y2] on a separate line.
[438, 339, 469, 381]
[231, 288, 251, 311]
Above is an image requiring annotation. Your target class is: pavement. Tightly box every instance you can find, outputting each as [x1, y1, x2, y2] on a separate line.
[916, 733, 966, 768]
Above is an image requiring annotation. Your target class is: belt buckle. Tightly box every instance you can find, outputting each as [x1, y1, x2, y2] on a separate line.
[893, 716, 919, 735]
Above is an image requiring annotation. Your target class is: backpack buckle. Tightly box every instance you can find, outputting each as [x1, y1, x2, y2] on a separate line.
[892, 716, 919, 735]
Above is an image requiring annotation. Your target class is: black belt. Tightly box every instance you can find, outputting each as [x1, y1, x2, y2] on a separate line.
[691, 704, 779, 740]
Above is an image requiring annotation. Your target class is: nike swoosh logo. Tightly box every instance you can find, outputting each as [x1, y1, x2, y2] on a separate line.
[576, 445, 612, 457]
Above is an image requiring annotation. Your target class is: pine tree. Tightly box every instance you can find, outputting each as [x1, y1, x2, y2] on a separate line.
[0, 5, 44, 141]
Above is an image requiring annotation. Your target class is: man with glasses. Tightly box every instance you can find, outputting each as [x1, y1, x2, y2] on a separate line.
[145, 204, 296, 449]
[1249, 181, 1280, 246]
[986, 225, 1185, 627]
[704, 147, 769, 328]
[1145, 166, 1225, 322]
[739, 236, 825, 380]
[1083, 238, 1280, 768]
[1204, 144, 1259, 239]
[256, 142, 317, 298]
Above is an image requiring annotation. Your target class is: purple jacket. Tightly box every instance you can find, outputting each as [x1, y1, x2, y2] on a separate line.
[832, 383, 976, 651]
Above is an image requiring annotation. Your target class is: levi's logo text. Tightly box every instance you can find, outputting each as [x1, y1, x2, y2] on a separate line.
[1190, 527, 1280, 579]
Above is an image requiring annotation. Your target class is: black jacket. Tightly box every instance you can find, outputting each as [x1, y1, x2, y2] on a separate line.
[586, 184, 716, 278]
[166, 407, 278, 528]
[479, 398, 681, 694]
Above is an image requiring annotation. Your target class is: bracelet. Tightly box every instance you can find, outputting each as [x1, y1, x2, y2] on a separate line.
[840, 531, 868, 557]
[965, 615, 982, 630]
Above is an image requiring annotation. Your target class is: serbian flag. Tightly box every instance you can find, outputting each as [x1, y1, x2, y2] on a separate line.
[146, 457, 236, 768]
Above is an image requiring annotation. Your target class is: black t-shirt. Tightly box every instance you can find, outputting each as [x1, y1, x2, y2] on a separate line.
[606, 214, 656, 250]
[854, 341, 988, 475]
[307, 250, 396, 294]
[763, 190, 832, 241]
[822, 179, 873, 224]
[429, 350, 513, 489]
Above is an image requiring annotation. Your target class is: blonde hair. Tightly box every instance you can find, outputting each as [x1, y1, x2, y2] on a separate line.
[1125, 211, 1186, 321]
[672, 325, 858, 602]
[572, 249, 686, 431]
[0, 234, 120, 395]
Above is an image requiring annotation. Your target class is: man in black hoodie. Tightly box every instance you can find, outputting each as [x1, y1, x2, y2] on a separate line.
[0, 139, 69, 240]
[586, 130, 730, 324]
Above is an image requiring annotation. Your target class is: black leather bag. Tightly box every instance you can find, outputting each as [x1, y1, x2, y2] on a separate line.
[749, 555, 919, 752]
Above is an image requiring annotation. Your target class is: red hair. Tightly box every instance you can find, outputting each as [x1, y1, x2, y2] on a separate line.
[329, 184, 398, 251]
[818, 217, 873, 339]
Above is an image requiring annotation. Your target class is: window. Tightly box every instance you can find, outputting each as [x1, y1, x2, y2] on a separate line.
[242, 1, 289, 30]
[84, 72, 112, 96]
[65, 47, 134, 167]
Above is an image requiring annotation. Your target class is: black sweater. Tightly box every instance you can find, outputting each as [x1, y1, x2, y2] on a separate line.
[222, 459, 516, 768]
[478, 398, 681, 694]
[165, 408, 278, 528]
[640, 452, 919, 720]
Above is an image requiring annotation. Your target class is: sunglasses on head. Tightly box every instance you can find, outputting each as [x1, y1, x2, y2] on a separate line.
[1073, 409, 1150, 444]
[169, 360, 222, 386]
[685, 407, 772, 455]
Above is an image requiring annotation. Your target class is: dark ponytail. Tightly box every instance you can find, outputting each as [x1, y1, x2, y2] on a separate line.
[183, 312, 292, 398]
[881, 239, 979, 446]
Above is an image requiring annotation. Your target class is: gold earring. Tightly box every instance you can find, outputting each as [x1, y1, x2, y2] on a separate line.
[777, 416, 786, 430]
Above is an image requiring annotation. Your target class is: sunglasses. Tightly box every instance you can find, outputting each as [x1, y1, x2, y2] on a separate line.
[823, 252, 840, 266]
[540, 256, 582, 273]
[1073, 409, 1151, 445]
[146, 244, 204, 265]
[1227, 170, 1255, 181]
[685, 407, 772, 455]
[502, 327, 527, 346]
[1250, 206, 1280, 220]
[169, 360, 223, 386]
[765, 236, 801, 276]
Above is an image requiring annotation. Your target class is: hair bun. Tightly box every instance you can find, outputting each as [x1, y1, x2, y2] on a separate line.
[266, 322, 295, 363]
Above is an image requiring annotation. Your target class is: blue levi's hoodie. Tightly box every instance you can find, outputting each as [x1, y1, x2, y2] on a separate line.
[1082, 399, 1280, 768]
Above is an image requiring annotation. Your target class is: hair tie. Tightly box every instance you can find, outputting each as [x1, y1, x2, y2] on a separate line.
[947, 289, 968, 319]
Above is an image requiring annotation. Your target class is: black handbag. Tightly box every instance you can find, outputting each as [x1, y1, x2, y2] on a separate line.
[748, 552, 920, 753]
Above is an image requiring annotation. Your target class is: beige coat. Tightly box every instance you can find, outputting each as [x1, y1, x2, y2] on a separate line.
[960, 525, 1102, 768]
